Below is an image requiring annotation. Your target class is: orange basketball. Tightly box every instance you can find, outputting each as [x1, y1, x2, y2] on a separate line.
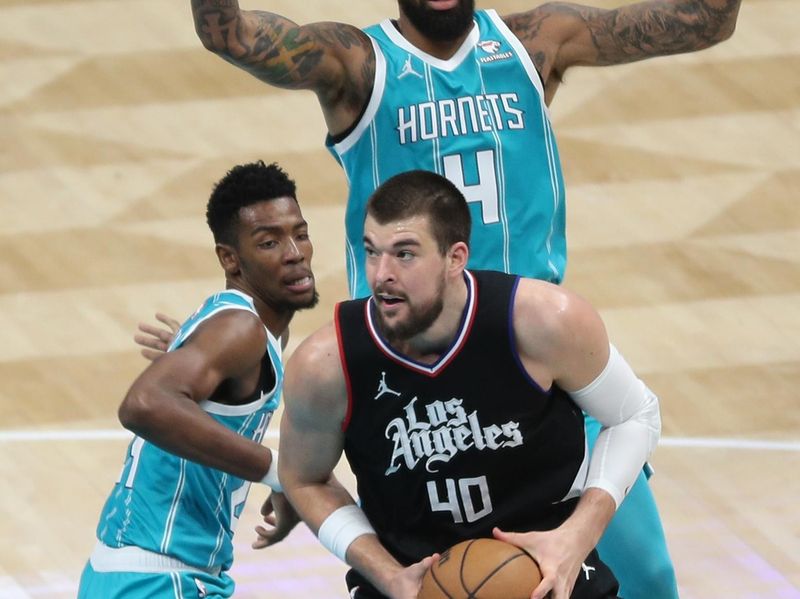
[418, 538, 542, 599]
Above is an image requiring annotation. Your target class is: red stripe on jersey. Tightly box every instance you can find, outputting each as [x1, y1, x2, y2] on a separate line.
[334, 302, 355, 432]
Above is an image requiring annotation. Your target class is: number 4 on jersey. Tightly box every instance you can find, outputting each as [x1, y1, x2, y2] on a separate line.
[443, 150, 499, 225]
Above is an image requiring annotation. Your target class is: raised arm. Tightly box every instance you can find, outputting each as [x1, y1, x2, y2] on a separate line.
[120, 309, 274, 482]
[504, 0, 741, 101]
[189, 1, 374, 133]
[279, 322, 432, 599]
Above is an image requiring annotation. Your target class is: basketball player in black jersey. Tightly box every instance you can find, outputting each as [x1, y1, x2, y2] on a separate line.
[274, 170, 662, 599]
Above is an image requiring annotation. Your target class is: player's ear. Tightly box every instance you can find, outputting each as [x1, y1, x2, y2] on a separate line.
[215, 243, 241, 276]
[447, 241, 469, 274]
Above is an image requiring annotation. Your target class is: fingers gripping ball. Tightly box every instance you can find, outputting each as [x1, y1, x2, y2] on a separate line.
[418, 538, 542, 599]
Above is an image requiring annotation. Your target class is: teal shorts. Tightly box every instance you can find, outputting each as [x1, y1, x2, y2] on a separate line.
[585, 414, 679, 599]
[77, 561, 235, 599]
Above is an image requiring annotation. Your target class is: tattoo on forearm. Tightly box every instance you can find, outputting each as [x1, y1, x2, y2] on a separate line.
[511, 0, 740, 68]
[579, 0, 739, 63]
[191, 2, 371, 91]
[581, 0, 741, 63]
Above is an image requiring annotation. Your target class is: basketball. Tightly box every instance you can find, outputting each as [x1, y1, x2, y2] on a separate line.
[418, 538, 542, 599]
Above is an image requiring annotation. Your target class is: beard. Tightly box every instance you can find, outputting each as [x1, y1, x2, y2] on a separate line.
[374, 279, 445, 345]
[266, 287, 318, 315]
[398, 0, 476, 42]
[290, 289, 319, 311]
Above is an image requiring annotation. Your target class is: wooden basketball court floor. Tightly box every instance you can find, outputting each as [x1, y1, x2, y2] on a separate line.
[1, 1, 798, 597]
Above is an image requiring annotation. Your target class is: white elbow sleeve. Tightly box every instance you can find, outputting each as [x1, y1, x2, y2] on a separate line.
[569, 344, 662, 509]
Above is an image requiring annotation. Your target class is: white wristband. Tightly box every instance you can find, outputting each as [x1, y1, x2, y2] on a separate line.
[317, 505, 376, 563]
[259, 449, 282, 492]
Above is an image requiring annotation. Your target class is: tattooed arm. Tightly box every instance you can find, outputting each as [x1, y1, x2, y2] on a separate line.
[504, 0, 741, 103]
[190, 0, 374, 134]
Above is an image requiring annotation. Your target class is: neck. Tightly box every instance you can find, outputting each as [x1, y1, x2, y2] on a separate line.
[396, 272, 468, 363]
[395, 14, 473, 60]
[227, 282, 293, 340]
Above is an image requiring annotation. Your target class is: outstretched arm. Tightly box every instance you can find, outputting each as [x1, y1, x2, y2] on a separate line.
[504, 0, 742, 101]
[189, 1, 374, 133]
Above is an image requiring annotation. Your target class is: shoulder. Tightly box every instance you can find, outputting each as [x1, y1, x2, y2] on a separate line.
[285, 322, 345, 395]
[512, 278, 605, 362]
[291, 320, 340, 363]
[177, 308, 267, 365]
[513, 278, 587, 330]
[283, 321, 348, 424]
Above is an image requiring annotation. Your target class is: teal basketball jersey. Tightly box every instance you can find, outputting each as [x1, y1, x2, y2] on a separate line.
[95, 290, 282, 572]
[327, 9, 566, 298]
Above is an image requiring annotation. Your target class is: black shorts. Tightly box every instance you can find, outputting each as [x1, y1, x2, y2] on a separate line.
[345, 549, 619, 598]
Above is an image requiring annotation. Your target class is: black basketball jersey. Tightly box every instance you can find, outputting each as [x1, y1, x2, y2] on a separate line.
[335, 270, 588, 565]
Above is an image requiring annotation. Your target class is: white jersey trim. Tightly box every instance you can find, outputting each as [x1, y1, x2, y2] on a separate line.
[168, 303, 253, 352]
[168, 289, 257, 352]
[330, 36, 387, 156]
[365, 270, 477, 376]
[199, 393, 271, 417]
[378, 18, 481, 72]
[90, 541, 222, 576]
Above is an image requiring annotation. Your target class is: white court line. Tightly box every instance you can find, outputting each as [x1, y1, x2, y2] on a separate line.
[659, 436, 800, 451]
[0, 429, 797, 451]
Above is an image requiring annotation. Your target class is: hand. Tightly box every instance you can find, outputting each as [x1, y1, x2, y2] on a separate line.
[383, 554, 438, 599]
[493, 527, 586, 599]
[134, 312, 180, 360]
[252, 491, 301, 549]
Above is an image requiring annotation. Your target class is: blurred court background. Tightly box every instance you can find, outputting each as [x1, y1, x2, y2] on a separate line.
[0, 1, 798, 597]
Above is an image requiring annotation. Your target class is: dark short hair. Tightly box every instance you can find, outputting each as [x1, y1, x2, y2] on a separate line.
[206, 161, 297, 245]
[366, 170, 471, 254]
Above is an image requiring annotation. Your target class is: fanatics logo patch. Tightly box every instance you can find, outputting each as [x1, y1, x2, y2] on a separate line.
[478, 40, 501, 54]
[477, 39, 513, 63]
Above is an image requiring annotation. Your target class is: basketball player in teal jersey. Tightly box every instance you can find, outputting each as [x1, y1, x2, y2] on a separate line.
[79, 161, 319, 598]
[163, 2, 743, 596]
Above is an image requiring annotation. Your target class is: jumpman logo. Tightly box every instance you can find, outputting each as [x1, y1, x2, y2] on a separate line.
[374, 371, 402, 400]
[398, 54, 423, 79]
[581, 562, 596, 580]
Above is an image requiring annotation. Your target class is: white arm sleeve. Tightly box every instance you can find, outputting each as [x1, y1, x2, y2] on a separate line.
[568, 344, 661, 509]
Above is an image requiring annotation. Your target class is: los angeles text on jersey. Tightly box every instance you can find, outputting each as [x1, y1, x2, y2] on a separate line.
[395, 93, 526, 145]
[385, 396, 522, 475]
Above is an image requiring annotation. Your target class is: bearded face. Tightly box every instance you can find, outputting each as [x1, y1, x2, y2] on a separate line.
[398, 0, 476, 42]
[373, 268, 446, 345]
